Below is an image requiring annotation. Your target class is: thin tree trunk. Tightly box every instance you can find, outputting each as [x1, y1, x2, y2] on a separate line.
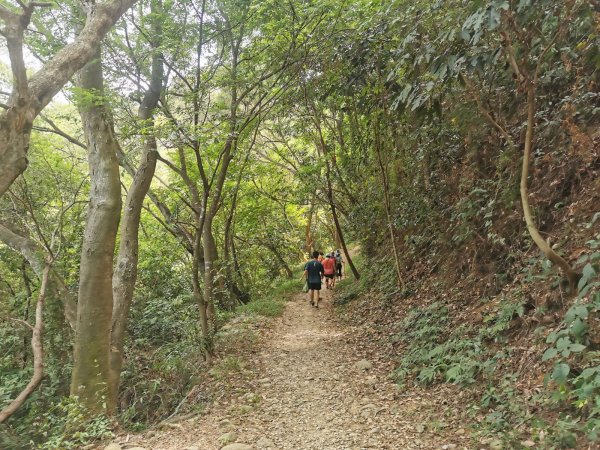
[329, 189, 359, 280]
[21, 259, 32, 366]
[0, 263, 50, 423]
[311, 108, 360, 280]
[202, 217, 218, 352]
[263, 241, 293, 278]
[70, 51, 122, 412]
[521, 85, 578, 290]
[193, 228, 212, 361]
[374, 116, 404, 289]
[108, 17, 163, 412]
[305, 196, 315, 254]
[201, 36, 237, 337]
[223, 161, 250, 308]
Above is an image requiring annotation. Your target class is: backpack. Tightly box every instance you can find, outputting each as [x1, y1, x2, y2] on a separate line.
[335, 252, 342, 264]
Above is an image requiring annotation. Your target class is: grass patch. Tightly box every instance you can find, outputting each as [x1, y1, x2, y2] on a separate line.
[236, 268, 303, 317]
[236, 297, 285, 317]
[209, 356, 245, 379]
[271, 275, 303, 298]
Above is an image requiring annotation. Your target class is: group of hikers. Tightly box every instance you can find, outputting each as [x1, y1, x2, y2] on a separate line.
[302, 249, 344, 308]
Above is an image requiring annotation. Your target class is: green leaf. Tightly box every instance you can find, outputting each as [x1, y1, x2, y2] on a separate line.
[546, 331, 559, 344]
[556, 337, 570, 351]
[445, 365, 461, 382]
[551, 363, 570, 383]
[517, 0, 532, 12]
[565, 305, 588, 324]
[579, 367, 597, 379]
[569, 343, 586, 352]
[542, 347, 558, 361]
[579, 263, 598, 291]
[570, 318, 588, 340]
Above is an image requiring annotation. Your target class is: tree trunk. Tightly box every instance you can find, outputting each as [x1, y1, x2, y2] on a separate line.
[0, 263, 50, 423]
[312, 109, 360, 280]
[108, 29, 163, 412]
[264, 241, 293, 278]
[374, 116, 404, 289]
[70, 52, 122, 413]
[305, 196, 316, 255]
[190, 228, 211, 361]
[202, 218, 218, 354]
[329, 189, 359, 280]
[520, 85, 579, 290]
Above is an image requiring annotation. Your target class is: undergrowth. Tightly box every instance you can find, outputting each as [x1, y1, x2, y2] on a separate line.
[337, 228, 600, 448]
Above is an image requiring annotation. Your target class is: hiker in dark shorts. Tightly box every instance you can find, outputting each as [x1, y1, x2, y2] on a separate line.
[303, 251, 324, 308]
[322, 253, 337, 289]
[335, 249, 343, 280]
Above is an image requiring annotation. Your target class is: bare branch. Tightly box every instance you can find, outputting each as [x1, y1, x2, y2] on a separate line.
[0, 263, 50, 423]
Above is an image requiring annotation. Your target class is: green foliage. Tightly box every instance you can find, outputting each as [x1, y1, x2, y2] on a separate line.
[236, 297, 286, 317]
[538, 237, 600, 444]
[209, 356, 245, 380]
[36, 397, 114, 450]
[393, 303, 488, 386]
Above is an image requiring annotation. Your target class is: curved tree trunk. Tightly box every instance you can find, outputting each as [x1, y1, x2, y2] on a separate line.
[70, 52, 122, 413]
[0, 263, 50, 423]
[521, 85, 578, 291]
[108, 24, 164, 413]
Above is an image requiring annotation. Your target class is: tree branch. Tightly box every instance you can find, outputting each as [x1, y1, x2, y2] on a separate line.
[0, 263, 50, 423]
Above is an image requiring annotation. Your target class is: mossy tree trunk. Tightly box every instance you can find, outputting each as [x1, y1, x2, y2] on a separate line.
[108, 6, 164, 412]
[70, 52, 122, 413]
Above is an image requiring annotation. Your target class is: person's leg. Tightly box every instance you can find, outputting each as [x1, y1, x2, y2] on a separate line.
[308, 289, 314, 306]
[314, 286, 320, 308]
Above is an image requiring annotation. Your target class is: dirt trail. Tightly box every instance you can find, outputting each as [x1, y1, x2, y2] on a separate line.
[133, 288, 459, 450]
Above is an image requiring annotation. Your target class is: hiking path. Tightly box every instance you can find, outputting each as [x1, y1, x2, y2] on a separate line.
[124, 287, 469, 450]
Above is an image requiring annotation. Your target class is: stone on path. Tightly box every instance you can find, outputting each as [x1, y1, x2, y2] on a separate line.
[489, 439, 503, 449]
[355, 359, 373, 370]
[219, 418, 234, 431]
[221, 444, 253, 450]
[218, 431, 238, 445]
[256, 437, 275, 448]
[104, 445, 122, 450]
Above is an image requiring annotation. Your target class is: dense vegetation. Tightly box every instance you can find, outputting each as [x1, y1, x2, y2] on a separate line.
[0, 0, 598, 448]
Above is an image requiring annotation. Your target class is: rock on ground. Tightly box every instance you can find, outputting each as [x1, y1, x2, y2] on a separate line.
[220, 445, 253, 450]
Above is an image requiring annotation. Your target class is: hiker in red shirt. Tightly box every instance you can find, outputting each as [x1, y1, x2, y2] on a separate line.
[322, 253, 337, 289]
